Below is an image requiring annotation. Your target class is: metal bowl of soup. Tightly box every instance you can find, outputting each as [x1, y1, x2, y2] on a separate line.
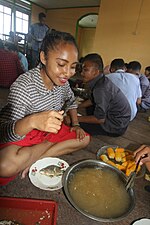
[62, 159, 135, 222]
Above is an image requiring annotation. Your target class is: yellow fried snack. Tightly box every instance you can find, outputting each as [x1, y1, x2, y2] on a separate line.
[115, 151, 122, 162]
[122, 161, 128, 168]
[115, 147, 125, 153]
[127, 160, 135, 169]
[121, 152, 126, 162]
[107, 160, 118, 168]
[126, 162, 136, 176]
[116, 164, 126, 171]
[100, 154, 109, 162]
[107, 147, 115, 159]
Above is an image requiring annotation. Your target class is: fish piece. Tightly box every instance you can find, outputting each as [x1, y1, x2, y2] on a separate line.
[39, 165, 64, 178]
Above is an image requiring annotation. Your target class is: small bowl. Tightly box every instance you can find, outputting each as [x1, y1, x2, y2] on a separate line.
[63, 159, 135, 222]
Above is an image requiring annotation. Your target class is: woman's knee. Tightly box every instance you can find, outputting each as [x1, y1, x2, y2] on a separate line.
[0, 159, 18, 177]
[80, 135, 90, 148]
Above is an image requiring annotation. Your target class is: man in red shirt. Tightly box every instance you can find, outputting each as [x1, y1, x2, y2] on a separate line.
[0, 39, 23, 88]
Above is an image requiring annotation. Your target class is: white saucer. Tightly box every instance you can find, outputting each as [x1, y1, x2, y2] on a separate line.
[132, 218, 150, 225]
[29, 157, 69, 191]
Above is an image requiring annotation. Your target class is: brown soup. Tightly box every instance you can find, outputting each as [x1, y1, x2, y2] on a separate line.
[68, 167, 131, 218]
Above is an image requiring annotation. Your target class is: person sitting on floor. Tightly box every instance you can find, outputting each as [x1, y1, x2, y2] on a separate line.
[65, 53, 131, 136]
[0, 30, 90, 185]
[127, 61, 150, 111]
[5, 42, 28, 72]
[0, 39, 24, 88]
[145, 66, 150, 81]
[106, 58, 142, 121]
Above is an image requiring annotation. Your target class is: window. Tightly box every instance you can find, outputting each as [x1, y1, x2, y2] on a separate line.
[0, 0, 31, 40]
[16, 10, 29, 34]
[0, 5, 11, 40]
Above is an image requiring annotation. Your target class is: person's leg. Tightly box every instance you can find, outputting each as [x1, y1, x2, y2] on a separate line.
[0, 136, 90, 177]
[21, 135, 90, 178]
[80, 122, 108, 135]
[80, 122, 125, 137]
[86, 105, 95, 115]
[0, 140, 53, 177]
[40, 135, 90, 158]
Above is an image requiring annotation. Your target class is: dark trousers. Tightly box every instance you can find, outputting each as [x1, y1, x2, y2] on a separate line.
[80, 122, 122, 137]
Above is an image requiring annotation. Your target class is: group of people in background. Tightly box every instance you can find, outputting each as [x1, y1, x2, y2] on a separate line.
[0, 13, 150, 186]
[0, 12, 48, 89]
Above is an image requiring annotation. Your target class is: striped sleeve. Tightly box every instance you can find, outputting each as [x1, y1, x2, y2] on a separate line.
[62, 83, 78, 110]
[0, 82, 31, 143]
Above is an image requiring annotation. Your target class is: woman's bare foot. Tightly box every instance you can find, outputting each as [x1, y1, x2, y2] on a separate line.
[21, 166, 30, 179]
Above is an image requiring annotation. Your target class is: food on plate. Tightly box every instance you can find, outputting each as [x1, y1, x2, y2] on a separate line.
[100, 154, 109, 162]
[0, 221, 22, 225]
[39, 165, 64, 178]
[106, 147, 115, 159]
[115, 151, 122, 162]
[98, 147, 141, 176]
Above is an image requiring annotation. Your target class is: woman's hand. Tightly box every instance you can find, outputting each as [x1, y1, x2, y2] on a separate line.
[71, 126, 86, 141]
[31, 110, 64, 133]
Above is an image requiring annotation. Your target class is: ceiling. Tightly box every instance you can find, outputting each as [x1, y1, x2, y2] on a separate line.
[28, 0, 100, 10]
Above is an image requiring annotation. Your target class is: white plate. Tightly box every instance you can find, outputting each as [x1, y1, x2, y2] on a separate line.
[29, 157, 69, 191]
[132, 218, 150, 225]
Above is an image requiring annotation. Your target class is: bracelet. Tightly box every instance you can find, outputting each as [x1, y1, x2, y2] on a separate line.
[72, 123, 80, 127]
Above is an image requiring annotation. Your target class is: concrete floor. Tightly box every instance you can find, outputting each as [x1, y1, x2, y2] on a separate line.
[0, 94, 150, 225]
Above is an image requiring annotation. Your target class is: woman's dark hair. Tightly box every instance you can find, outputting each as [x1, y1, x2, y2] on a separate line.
[82, 53, 104, 71]
[40, 30, 78, 59]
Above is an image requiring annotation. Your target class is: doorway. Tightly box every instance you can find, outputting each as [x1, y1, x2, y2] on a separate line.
[76, 13, 98, 57]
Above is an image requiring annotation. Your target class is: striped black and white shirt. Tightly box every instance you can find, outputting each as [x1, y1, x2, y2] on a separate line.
[0, 67, 77, 143]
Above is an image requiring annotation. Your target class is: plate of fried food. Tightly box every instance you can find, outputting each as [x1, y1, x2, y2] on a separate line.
[97, 145, 145, 177]
[29, 157, 69, 191]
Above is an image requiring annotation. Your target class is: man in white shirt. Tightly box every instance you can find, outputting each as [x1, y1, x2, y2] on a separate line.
[107, 58, 142, 121]
[127, 61, 150, 111]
